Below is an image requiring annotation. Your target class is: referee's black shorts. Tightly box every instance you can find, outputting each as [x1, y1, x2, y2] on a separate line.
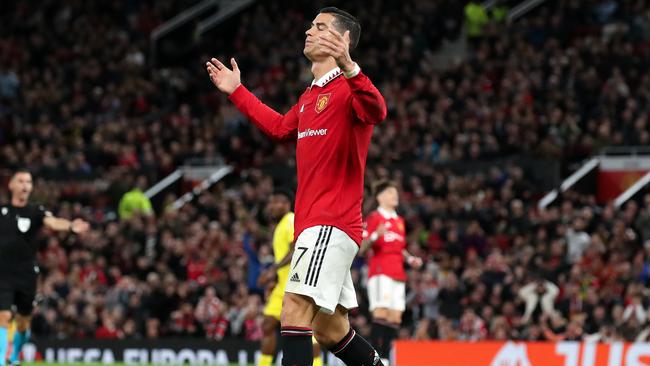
[0, 265, 38, 315]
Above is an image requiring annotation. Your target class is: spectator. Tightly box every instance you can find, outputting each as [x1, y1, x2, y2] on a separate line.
[623, 295, 647, 325]
[519, 278, 560, 324]
[438, 273, 464, 321]
[1, 0, 650, 343]
[95, 311, 122, 339]
[170, 302, 201, 337]
[465, 2, 489, 40]
[122, 318, 143, 340]
[195, 287, 228, 341]
[566, 217, 591, 264]
[145, 318, 161, 339]
[118, 176, 153, 220]
[458, 309, 488, 341]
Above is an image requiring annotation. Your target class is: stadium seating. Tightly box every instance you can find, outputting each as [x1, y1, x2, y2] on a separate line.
[2, 0, 650, 344]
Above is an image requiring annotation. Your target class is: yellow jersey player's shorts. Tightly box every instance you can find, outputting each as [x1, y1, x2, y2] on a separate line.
[263, 212, 294, 321]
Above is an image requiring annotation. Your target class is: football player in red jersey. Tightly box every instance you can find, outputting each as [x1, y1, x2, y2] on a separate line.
[206, 6, 387, 366]
[361, 180, 422, 365]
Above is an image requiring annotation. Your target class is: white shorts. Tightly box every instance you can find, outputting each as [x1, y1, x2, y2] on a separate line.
[368, 274, 406, 312]
[285, 225, 359, 314]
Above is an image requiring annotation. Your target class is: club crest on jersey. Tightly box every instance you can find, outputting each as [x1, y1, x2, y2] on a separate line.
[398, 222, 404, 232]
[315, 93, 331, 113]
[17, 216, 31, 233]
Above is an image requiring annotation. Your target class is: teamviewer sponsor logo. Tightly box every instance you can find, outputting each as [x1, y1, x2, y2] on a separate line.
[297, 128, 328, 140]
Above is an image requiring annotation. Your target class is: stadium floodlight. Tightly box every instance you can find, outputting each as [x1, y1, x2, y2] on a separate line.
[196, 0, 256, 39]
[171, 165, 233, 210]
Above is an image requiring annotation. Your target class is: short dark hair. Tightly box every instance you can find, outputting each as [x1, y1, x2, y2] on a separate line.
[372, 180, 397, 198]
[11, 167, 31, 179]
[273, 187, 295, 204]
[319, 7, 361, 51]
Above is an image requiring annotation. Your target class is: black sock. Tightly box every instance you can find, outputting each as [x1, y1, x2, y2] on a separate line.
[371, 321, 393, 358]
[381, 323, 398, 360]
[330, 328, 383, 366]
[281, 327, 313, 366]
[370, 321, 386, 355]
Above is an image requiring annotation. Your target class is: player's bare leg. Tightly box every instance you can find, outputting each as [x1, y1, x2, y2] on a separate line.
[386, 310, 401, 325]
[9, 314, 30, 365]
[0, 311, 11, 366]
[370, 308, 401, 365]
[313, 305, 383, 366]
[312, 305, 350, 347]
[281, 292, 318, 328]
[264, 313, 325, 366]
[280, 292, 318, 366]
[12, 315, 28, 334]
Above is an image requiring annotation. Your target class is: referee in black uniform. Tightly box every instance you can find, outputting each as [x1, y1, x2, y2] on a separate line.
[0, 168, 89, 366]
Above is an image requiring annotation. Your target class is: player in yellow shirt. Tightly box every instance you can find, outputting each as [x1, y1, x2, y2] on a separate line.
[258, 189, 322, 366]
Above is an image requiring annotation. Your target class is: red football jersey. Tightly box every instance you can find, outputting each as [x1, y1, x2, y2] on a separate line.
[229, 67, 387, 245]
[363, 208, 407, 281]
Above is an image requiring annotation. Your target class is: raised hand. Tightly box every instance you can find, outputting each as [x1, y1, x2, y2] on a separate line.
[206, 57, 242, 95]
[71, 218, 90, 234]
[407, 255, 424, 269]
[318, 29, 355, 73]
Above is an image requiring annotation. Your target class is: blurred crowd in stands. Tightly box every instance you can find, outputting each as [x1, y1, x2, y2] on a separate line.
[2, 0, 650, 343]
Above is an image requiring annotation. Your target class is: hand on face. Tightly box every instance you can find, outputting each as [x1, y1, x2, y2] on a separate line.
[317, 29, 354, 73]
[304, 14, 355, 73]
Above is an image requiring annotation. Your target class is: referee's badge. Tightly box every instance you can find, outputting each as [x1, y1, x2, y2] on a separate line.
[1, 207, 6, 215]
[17, 216, 31, 233]
[315, 93, 331, 113]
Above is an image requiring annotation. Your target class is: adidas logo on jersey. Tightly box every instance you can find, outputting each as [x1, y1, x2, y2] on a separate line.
[290, 273, 301, 283]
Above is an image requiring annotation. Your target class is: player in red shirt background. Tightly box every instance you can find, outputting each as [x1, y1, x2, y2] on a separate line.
[361, 180, 423, 365]
[206, 6, 387, 366]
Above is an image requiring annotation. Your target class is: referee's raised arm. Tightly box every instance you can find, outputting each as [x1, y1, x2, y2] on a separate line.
[43, 215, 90, 234]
